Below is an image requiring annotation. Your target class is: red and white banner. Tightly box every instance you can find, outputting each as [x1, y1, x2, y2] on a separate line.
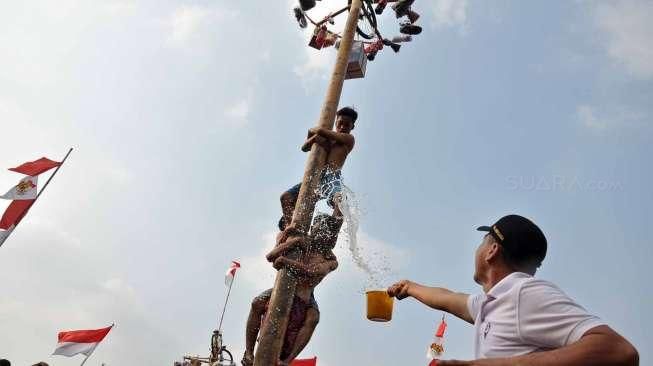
[0, 199, 34, 230]
[0, 153, 68, 248]
[225, 260, 241, 287]
[53, 325, 113, 357]
[291, 357, 317, 366]
[9, 157, 61, 176]
[1, 175, 38, 200]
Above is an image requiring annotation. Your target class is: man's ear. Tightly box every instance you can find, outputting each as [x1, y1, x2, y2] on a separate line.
[485, 242, 501, 262]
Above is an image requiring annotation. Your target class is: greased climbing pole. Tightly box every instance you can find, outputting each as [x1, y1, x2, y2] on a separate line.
[253, 2, 363, 365]
[254, 1, 422, 364]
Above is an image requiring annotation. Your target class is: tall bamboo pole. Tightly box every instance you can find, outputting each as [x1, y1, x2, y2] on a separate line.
[253, 1, 363, 365]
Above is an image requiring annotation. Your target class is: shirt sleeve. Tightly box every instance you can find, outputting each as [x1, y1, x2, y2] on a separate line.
[517, 279, 605, 348]
[466, 293, 484, 322]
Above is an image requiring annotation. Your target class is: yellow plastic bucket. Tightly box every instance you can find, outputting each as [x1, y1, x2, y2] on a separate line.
[366, 290, 394, 322]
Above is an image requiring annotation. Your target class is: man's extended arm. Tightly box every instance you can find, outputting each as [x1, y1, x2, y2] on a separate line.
[438, 325, 639, 366]
[274, 256, 338, 277]
[308, 127, 355, 151]
[387, 280, 473, 324]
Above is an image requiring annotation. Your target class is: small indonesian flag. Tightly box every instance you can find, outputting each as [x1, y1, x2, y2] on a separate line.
[291, 357, 317, 366]
[53, 325, 113, 357]
[225, 260, 241, 287]
[428, 315, 448, 362]
[9, 157, 61, 176]
[1, 175, 38, 200]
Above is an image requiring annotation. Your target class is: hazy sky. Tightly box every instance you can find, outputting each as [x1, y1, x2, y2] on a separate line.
[0, 0, 651, 365]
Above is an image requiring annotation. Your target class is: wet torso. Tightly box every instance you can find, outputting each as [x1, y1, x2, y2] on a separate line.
[325, 140, 351, 172]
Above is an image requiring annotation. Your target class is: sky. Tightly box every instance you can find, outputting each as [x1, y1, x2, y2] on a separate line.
[0, 0, 651, 365]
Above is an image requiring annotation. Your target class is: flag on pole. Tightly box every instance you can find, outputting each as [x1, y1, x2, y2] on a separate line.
[1, 175, 38, 200]
[0, 199, 34, 230]
[0, 151, 70, 248]
[427, 315, 448, 364]
[9, 157, 61, 176]
[225, 260, 241, 287]
[53, 325, 113, 357]
[291, 357, 317, 366]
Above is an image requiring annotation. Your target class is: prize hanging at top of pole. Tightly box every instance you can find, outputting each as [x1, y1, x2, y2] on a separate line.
[293, 0, 424, 79]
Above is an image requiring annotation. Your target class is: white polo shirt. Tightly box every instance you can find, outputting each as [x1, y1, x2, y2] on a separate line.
[467, 272, 604, 358]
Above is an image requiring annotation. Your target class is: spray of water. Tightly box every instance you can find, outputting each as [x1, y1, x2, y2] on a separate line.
[336, 186, 391, 288]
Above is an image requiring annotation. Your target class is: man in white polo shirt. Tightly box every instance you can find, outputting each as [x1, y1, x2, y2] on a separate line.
[387, 214, 639, 366]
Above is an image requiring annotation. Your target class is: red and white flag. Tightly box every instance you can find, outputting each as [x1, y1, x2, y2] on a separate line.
[53, 325, 113, 357]
[9, 157, 61, 176]
[0, 152, 69, 248]
[291, 357, 317, 366]
[0, 199, 34, 230]
[1, 175, 38, 200]
[225, 260, 241, 287]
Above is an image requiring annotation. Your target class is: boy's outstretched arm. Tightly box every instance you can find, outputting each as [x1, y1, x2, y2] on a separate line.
[308, 127, 355, 151]
[387, 280, 473, 324]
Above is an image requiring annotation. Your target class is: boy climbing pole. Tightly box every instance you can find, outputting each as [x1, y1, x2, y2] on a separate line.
[280, 106, 357, 228]
[241, 214, 343, 366]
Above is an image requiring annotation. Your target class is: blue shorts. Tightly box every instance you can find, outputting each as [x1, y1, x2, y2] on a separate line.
[286, 169, 343, 205]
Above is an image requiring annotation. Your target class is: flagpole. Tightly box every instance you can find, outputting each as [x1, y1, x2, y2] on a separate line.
[79, 352, 92, 366]
[79, 323, 114, 366]
[0, 148, 73, 248]
[35, 147, 73, 201]
[217, 271, 236, 333]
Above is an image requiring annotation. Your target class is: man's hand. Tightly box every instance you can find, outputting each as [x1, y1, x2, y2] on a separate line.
[273, 256, 289, 270]
[308, 127, 322, 136]
[277, 224, 302, 245]
[387, 280, 414, 300]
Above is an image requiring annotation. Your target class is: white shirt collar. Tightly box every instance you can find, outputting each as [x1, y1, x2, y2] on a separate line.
[486, 272, 532, 299]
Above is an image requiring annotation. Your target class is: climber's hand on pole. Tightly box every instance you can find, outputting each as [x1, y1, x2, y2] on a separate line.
[302, 134, 320, 152]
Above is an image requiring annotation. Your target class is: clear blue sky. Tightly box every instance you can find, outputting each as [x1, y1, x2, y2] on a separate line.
[0, 1, 650, 365]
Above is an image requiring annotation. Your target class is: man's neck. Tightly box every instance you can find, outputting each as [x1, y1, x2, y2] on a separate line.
[481, 267, 515, 293]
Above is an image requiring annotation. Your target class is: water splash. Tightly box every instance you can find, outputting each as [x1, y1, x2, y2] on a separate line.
[336, 186, 391, 288]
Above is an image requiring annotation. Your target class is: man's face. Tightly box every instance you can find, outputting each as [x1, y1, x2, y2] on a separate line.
[335, 115, 354, 133]
[473, 234, 494, 285]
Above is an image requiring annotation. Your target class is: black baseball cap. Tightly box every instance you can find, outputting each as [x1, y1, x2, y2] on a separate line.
[477, 214, 547, 268]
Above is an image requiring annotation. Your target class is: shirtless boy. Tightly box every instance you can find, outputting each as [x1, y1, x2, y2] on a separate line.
[242, 214, 342, 366]
[280, 107, 357, 228]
